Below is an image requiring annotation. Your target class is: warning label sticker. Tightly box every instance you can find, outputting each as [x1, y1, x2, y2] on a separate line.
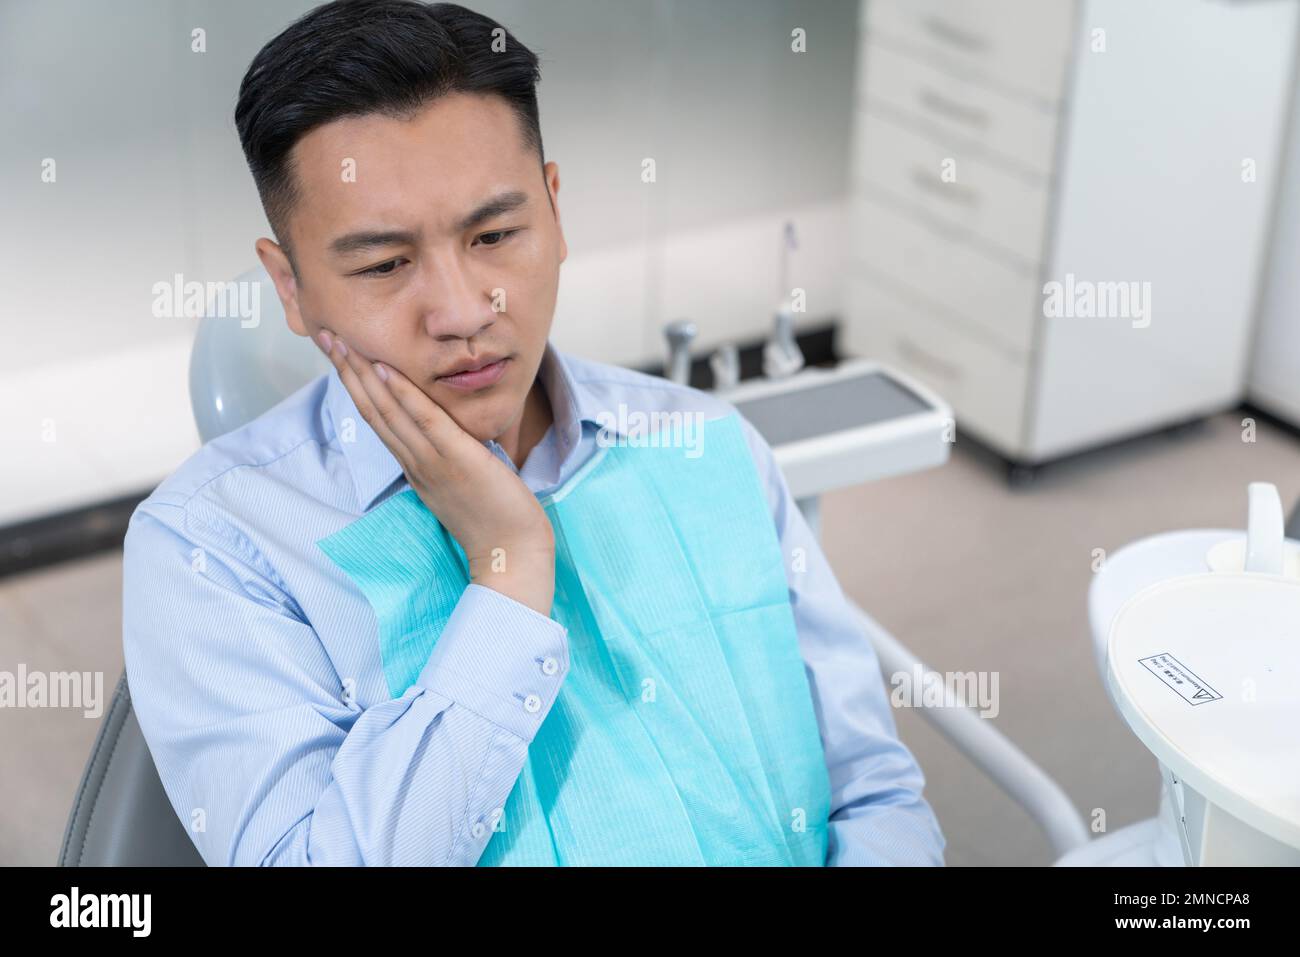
[1138, 653, 1223, 706]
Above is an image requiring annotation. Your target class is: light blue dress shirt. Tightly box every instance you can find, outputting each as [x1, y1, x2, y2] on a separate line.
[122, 340, 946, 866]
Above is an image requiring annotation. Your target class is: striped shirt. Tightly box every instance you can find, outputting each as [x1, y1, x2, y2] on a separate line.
[122, 340, 945, 866]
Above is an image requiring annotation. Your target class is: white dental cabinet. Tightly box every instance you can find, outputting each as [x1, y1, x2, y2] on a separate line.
[845, 0, 1299, 468]
[1252, 11, 1300, 432]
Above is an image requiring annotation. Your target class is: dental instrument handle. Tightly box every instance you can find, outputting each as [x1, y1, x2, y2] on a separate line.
[1245, 481, 1285, 575]
[709, 343, 740, 391]
[664, 319, 697, 386]
[781, 220, 797, 304]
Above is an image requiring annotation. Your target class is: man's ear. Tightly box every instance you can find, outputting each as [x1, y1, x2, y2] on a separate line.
[544, 161, 567, 265]
[255, 237, 308, 337]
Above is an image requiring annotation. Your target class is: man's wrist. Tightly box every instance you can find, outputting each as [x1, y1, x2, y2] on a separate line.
[471, 568, 554, 617]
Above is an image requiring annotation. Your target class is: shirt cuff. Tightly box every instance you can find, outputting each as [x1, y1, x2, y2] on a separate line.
[414, 582, 570, 742]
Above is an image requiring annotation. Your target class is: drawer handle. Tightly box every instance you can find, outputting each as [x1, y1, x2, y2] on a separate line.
[910, 165, 979, 207]
[921, 16, 989, 54]
[896, 335, 963, 381]
[918, 87, 990, 130]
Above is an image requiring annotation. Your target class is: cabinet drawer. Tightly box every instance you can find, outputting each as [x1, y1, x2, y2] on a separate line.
[865, 0, 1074, 106]
[845, 274, 1029, 456]
[854, 107, 1052, 266]
[859, 39, 1060, 177]
[852, 193, 1040, 353]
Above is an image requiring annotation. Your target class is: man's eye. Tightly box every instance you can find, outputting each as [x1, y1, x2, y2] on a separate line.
[358, 259, 406, 277]
[476, 229, 520, 247]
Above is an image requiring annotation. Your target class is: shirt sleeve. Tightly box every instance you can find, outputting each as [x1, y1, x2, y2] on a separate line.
[121, 500, 568, 867]
[735, 414, 947, 866]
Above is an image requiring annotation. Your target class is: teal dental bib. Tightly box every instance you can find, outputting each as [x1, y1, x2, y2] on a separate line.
[317, 412, 831, 865]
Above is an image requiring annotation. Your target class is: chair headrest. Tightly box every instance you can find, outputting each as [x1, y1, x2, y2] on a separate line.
[188, 264, 331, 443]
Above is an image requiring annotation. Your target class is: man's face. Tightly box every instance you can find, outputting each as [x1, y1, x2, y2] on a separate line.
[259, 91, 566, 443]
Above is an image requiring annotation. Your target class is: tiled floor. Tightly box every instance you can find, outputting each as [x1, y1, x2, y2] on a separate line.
[3, 409, 1298, 866]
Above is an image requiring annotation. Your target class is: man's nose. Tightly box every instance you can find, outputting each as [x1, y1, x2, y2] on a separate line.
[417, 251, 496, 341]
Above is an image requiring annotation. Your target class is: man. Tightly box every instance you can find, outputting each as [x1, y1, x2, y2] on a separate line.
[123, 0, 945, 866]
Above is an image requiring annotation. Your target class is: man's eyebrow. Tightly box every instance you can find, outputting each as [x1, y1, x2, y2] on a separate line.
[328, 191, 531, 257]
[329, 229, 420, 257]
[456, 190, 530, 231]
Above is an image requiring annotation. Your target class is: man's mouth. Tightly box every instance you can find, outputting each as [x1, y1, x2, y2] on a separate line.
[435, 356, 510, 392]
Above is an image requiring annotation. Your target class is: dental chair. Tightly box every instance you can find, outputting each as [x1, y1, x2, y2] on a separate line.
[57, 672, 206, 866]
[63, 265, 1123, 866]
[58, 267, 327, 867]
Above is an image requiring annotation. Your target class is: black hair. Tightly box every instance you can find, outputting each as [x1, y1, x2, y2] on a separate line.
[235, 0, 545, 272]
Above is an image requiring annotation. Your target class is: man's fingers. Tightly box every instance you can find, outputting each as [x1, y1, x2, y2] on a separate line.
[366, 359, 465, 456]
[338, 335, 460, 462]
[318, 331, 417, 470]
[332, 335, 466, 458]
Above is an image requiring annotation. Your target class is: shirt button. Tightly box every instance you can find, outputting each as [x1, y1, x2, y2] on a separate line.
[541, 656, 559, 676]
[471, 821, 486, 839]
[523, 693, 542, 713]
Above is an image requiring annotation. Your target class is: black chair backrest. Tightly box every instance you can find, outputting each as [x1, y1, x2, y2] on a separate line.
[58, 673, 206, 866]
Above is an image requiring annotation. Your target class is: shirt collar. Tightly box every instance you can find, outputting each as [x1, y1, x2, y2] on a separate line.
[323, 339, 600, 512]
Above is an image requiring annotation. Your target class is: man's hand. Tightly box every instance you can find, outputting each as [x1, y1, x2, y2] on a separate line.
[317, 331, 556, 618]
